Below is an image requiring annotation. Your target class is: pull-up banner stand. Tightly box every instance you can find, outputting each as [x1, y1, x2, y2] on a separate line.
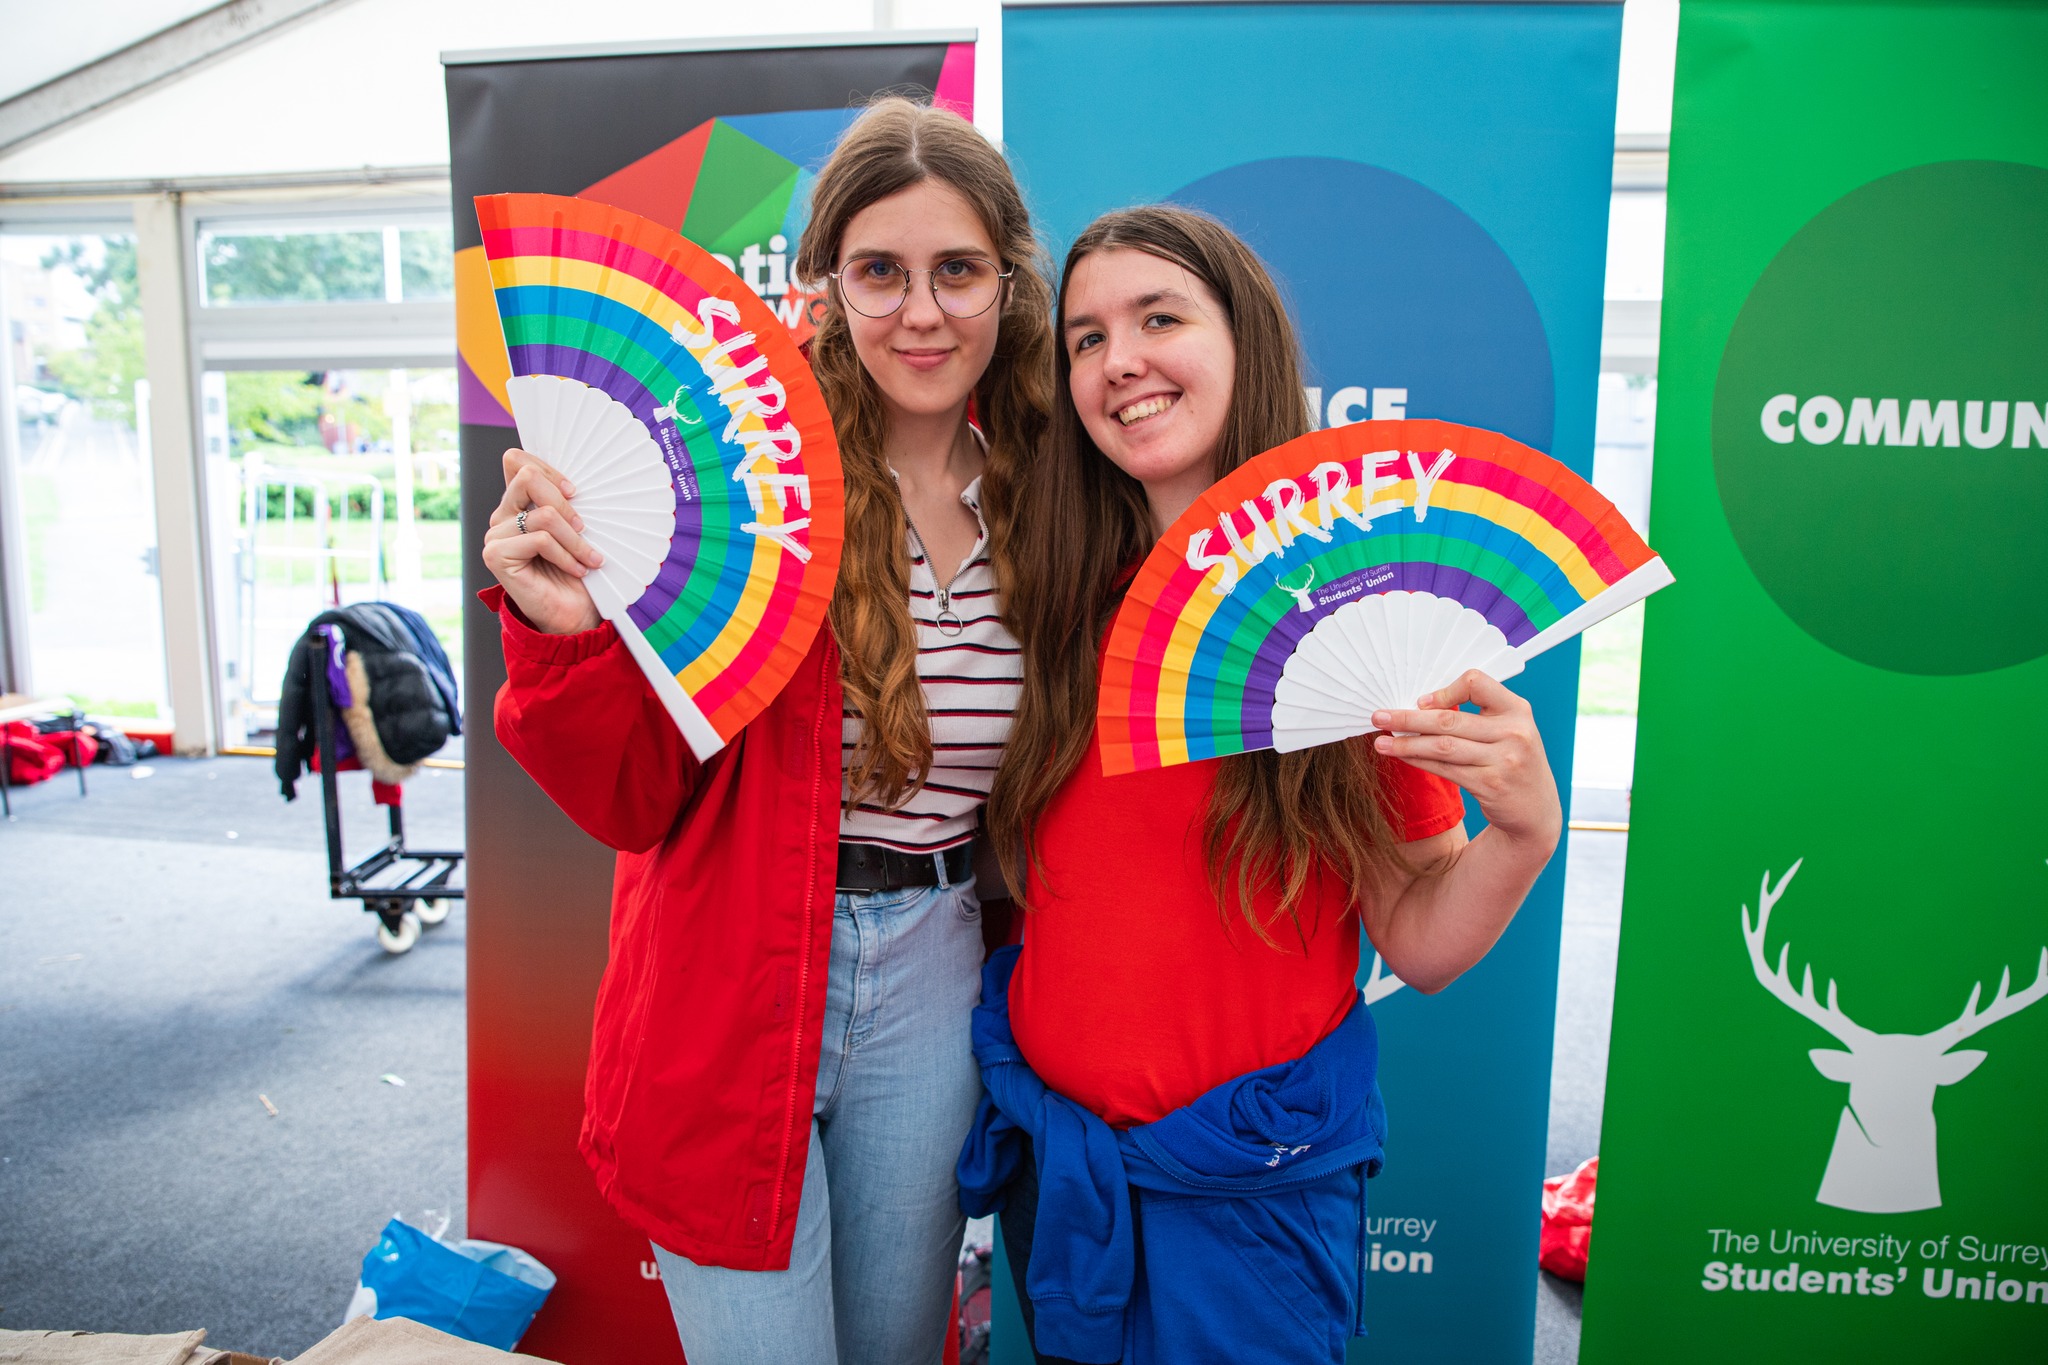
[1584, 3, 2048, 1361]
[443, 33, 975, 1359]
[1000, 4, 1621, 1361]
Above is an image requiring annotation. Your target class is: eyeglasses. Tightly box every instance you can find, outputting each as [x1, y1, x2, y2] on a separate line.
[829, 255, 1012, 319]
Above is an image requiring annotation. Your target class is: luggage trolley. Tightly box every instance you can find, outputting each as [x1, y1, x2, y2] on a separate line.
[299, 628, 465, 954]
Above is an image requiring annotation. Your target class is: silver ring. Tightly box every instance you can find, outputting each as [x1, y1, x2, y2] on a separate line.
[516, 508, 529, 534]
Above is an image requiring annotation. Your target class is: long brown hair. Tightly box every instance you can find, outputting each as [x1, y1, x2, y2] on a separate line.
[794, 98, 1053, 809]
[986, 205, 1408, 943]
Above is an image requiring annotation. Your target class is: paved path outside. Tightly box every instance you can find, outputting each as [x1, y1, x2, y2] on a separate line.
[16, 408, 170, 713]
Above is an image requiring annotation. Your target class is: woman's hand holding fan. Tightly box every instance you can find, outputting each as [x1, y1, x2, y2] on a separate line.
[483, 448, 606, 636]
[1370, 669, 1561, 849]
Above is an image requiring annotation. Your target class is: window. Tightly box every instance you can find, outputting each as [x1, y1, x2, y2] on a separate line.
[1, 230, 170, 718]
[198, 222, 454, 306]
[186, 198, 458, 745]
[210, 365, 462, 742]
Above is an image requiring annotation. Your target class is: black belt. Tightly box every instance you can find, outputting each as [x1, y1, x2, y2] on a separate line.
[836, 841, 973, 891]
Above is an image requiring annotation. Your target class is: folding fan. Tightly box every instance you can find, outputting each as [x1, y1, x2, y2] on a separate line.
[1098, 420, 1673, 775]
[476, 193, 843, 760]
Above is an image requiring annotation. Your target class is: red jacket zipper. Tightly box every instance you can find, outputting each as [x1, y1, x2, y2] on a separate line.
[770, 638, 834, 1241]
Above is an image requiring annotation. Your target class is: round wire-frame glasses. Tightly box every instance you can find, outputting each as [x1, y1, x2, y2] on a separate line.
[828, 256, 1013, 319]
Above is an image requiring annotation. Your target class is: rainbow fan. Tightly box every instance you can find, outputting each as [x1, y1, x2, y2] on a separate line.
[477, 193, 843, 759]
[1098, 420, 1672, 775]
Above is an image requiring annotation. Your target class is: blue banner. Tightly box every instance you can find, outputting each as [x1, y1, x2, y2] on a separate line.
[998, 3, 1622, 1360]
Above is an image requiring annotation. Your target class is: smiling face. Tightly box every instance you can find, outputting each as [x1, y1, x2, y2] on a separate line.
[835, 179, 1005, 426]
[1063, 247, 1238, 532]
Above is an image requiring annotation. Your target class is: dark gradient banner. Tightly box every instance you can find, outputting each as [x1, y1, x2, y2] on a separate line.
[446, 33, 971, 1360]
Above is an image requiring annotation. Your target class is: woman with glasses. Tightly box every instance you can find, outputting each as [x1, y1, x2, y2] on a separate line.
[479, 98, 1052, 1363]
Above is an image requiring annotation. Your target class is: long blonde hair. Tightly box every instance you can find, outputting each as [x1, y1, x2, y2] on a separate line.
[793, 98, 1053, 809]
[985, 206, 1408, 943]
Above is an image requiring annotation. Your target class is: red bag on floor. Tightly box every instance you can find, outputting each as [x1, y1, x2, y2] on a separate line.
[41, 728, 98, 768]
[5, 721, 65, 786]
[1540, 1155, 1598, 1282]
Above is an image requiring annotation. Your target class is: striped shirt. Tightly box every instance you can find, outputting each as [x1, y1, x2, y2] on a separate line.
[841, 474, 1020, 852]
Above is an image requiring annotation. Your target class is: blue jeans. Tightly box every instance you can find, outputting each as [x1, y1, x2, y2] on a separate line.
[653, 874, 985, 1365]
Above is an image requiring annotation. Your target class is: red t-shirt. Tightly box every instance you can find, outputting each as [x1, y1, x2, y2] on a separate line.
[1008, 726, 1466, 1129]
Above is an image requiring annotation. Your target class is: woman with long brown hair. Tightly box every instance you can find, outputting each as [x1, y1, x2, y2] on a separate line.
[962, 206, 1563, 1363]
[480, 98, 1051, 1363]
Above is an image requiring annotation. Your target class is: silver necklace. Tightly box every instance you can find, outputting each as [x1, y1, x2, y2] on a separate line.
[901, 507, 966, 637]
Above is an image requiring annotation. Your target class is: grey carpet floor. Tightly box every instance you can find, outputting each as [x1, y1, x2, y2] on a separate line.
[0, 754, 467, 1357]
[0, 755, 1622, 1361]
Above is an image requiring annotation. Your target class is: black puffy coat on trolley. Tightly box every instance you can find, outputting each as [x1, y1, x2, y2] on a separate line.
[275, 602, 461, 798]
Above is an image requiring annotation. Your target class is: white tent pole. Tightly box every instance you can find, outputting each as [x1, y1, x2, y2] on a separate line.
[135, 191, 217, 753]
[0, 261, 33, 696]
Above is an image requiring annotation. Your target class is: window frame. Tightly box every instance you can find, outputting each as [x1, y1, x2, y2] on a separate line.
[184, 190, 456, 374]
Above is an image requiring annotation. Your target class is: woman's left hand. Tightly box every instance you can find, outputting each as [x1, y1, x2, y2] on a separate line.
[1371, 670, 1562, 851]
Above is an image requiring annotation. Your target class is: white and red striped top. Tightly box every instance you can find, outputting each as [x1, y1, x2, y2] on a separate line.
[840, 475, 1020, 853]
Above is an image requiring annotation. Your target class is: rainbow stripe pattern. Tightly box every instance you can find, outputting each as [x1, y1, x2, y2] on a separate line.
[1098, 420, 1671, 775]
[478, 193, 842, 756]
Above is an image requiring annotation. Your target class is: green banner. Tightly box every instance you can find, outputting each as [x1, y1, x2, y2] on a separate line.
[1584, 2, 2048, 1360]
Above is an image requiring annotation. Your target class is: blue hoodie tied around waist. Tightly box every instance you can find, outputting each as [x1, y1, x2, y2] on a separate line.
[957, 946, 1387, 1365]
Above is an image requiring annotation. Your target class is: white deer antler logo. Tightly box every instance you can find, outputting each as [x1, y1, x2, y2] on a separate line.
[1278, 566, 1317, 615]
[652, 385, 703, 428]
[1743, 860, 2048, 1213]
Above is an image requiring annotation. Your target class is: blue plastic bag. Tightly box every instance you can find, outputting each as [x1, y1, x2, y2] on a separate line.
[357, 1218, 555, 1350]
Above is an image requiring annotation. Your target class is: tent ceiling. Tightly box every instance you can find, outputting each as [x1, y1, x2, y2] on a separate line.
[0, 0, 910, 188]
[0, 0, 361, 161]
[0, 0, 1669, 193]
[0, 0, 222, 103]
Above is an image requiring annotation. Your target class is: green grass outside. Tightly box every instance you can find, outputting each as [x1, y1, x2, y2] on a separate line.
[22, 470, 57, 613]
[243, 443, 403, 484]
[424, 609, 465, 678]
[65, 697, 162, 719]
[1575, 603, 1644, 716]
[249, 517, 463, 587]
[246, 519, 466, 677]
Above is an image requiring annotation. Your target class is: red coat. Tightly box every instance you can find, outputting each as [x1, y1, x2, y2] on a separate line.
[485, 586, 841, 1271]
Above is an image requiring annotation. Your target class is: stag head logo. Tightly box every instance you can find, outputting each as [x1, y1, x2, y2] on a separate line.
[1278, 566, 1318, 615]
[1743, 860, 2048, 1214]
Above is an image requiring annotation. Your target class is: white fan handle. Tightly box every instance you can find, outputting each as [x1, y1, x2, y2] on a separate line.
[585, 575, 727, 761]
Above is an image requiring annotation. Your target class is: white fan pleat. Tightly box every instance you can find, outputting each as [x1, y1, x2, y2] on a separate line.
[1270, 592, 1517, 753]
[1339, 608, 1398, 712]
[1412, 597, 1460, 699]
[1383, 591, 1416, 714]
[556, 492, 675, 526]
[1320, 605, 1388, 710]
[587, 561, 649, 609]
[591, 520, 674, 570]
[1351, 592, 1404, 710]
[1419, 607, 1493, 698]
[506, 374, 675, 602]
[1273, 647, 1372, 713]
